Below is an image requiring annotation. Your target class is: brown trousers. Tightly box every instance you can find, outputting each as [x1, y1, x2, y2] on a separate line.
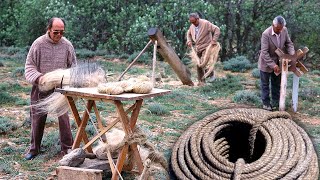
[28, 85, 73, 155]
[197, 50, 214, 83]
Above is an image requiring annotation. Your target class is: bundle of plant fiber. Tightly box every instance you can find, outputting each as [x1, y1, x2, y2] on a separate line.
[69, 62, 106, 88]
[32, 92, 70, 116]
[38, 69, 70, 92]
[39, 62, 106, 92]
[97, 77, 153, 95]
[189, 43, 221, 80]
[33, 62, 107, 117]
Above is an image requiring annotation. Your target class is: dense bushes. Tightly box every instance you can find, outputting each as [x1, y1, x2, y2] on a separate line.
[223, 56, 253, 72]
[1, 0, 319, 66]
[0, 117, 17, 134]
[233, 90, 261, 106]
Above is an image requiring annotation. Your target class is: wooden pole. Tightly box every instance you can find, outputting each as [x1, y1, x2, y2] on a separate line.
[117, 40, 153, 81]
[148, 28, 194, 86]
[279, 59, 289, 111]
[152, 40, 157, 87]
[292, 74, 299, 112]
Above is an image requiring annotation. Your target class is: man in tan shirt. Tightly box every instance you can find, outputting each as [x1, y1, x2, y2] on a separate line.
[24, 17, 77, 160]
[258, 15, 294, 111]
[187, 13, 220, 86]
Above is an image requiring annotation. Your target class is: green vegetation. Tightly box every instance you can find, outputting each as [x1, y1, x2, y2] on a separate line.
[146, 102, 170, 115]
[195, 74, 244, 98]
[223, 56, 253, 72]
[233, 90, 261, 106]
[1, 1, 320, 66]
[0, 2, 320, 177]
[0, 117, 18, 134]
[251, 68, 260, 78]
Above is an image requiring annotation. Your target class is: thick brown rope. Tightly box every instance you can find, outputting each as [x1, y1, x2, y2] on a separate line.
[171, 108, 319, 179]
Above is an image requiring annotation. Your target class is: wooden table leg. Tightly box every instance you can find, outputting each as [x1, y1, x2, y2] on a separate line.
[112, 100, 144, 179]
[66, 96, 93, 153]
[70, 99, 94, 151]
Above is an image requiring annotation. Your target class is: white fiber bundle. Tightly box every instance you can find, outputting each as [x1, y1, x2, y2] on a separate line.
[69, 62, 106, 88]
[97, 82, 123, 95]
[39, 69, 70, 92]
[202, 43, 221, 79]
[189, 46, 201, 66]
[97, 77, 153, 95]
[132, 81, 153, 94]
[105, 85, 124, 95]
[31, 92, 69, 117]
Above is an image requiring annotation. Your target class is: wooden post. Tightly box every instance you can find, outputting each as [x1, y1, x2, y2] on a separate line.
[279, 59, 289, 111]
[148, 28, 194, 86]
[292, 74, 299, 112]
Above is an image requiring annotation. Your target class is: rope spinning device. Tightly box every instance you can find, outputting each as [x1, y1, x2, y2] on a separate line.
[171, 108, 319, 179]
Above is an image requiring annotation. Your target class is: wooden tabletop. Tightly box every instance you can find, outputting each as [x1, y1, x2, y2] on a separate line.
[55, 87, 171, 101]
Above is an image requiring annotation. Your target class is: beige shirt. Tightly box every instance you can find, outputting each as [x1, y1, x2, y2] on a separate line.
[25, 33, 77, 84]
[187, 19, 220, 53]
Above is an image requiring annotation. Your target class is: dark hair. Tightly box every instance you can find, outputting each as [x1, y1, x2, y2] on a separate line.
[46, 17, 66, 30]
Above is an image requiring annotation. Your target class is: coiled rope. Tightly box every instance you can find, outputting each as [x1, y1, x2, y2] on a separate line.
[171, 108, 319, 179]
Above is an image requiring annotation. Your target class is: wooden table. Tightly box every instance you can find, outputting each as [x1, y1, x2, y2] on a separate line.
[56, 87, 171, 179]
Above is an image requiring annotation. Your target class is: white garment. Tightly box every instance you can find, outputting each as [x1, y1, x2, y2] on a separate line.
[272, 28, 281, 47]
[195, 26, 199, 40]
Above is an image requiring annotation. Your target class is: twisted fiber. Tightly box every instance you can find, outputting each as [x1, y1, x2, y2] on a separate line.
[233, 158, 245, 180]
[201, 43, 221, 80]
[171, 108, 319, 179]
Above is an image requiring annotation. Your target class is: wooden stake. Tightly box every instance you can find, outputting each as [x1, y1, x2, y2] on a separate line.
[279, 59, 289, 111]
[292, 74, 299, 112]
[152, 40, 157, 87]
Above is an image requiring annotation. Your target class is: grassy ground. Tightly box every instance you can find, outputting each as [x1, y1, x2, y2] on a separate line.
[0, 47, 319, 179]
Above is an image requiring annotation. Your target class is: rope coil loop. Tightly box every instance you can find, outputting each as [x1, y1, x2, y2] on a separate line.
[171, 108, 319, 179]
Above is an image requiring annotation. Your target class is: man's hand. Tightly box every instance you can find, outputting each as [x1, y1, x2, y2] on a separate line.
[273, 65, 281, 75]
[38, 76, 44, 85]
[187, 41, 192, 48]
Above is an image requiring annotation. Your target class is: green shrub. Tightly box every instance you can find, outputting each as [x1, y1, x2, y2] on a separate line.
[41, 130, 60, 158]
[146, 103, 170, 115]
[195, 74, 244, 98]
[127, 52, 151, 64]
[299, 87, 320, 102]
[0, 46, 21, 55]
[310, 70, 320, 76]
[11, 67, 25, 77]
[104, 54, 118, 59]
[0, 92, 18, 106]
[0, 158, 17, 174]
[0, 83, 30, 93]
[94, 49, 109, 56]
[223, 56, 253, 72]
[119, 53, 129, 59]
[1, 146, 16, 155]
[76, 49, 95, 59]
[233, 90, 261, 106]
[181, 57, 192, 66]
[0, 117, 17, 134]
[251, 68, 260, 78]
